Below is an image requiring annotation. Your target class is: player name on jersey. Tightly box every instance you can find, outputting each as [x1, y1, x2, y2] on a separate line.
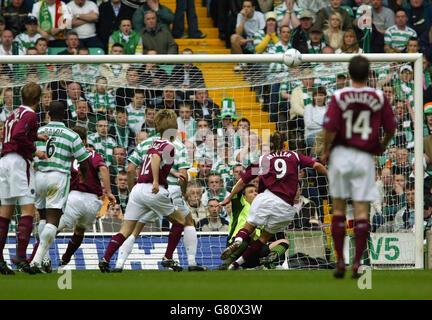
[337, 91, 382, 111]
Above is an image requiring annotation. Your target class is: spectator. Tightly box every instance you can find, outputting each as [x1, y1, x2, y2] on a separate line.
[393, 147, 412, 177]
[57, 31, 80, 55]
[155, 85, 181, 114]
[0, 88, 14, 122]
[373, 168, 408, 232]
[177, 102, 197, 141]
[424, 103, 432, 136]
[98, 43, 128, 87]
[288, 67, 315, 152]
[253, 11, 279, 54]
[307, 25, 326, 53]
[384, 8, 417, 53]
[192, 89, 221, 129]
[230, 0, 265, 60]
[101, 203, 123, 232]
[48, 64, 72, 102]
[405, 0, 432, 39]
[126, 89, 146, 135]
[395, 64, 415, 108]
[114, 171, 129, 214]
[225, 163, 245, 192]
[35, 88, 52, 125]
[194, 157, 213, 189]
[335, 28, 363, 53]
[138, 49, 169, 101]
[88, 118, 116, 166]
[97, 0, 134, 53]
[172, 0, 206, 39]
[140, 106, 157, 137]
[115, 66, 140, 107]
[108, 18, 143, 55]
[188, 116, 210, 143]
[135, 131, 149, 145]
[68, 99, 96, 132]
[275, 0, 300, 29]
[392, 98, 414, 150]
[213, 143, 236, 187]
[87, 76, 115, 116]
[197, 199, 229, 232]
[68, 0, 103, 48]
[323, 12, 345, 51]
[14, 16, 42, 55]
[63, 81, 86, 123]
[108, 107, 136, 154]
[0, 30, 17, 56]
[109, 146, 127, 185]
[35, 37, 49, 55]
[406, 36, 420, 53]
[314, 0, 352, 31]
[371, 0, 395, 34]
[0, 121, 3, 153]
[291, 10, 314, 53]
[32, 0, 72, 47]
[3, 0, 31, 37]
[186, 180, 208, 226]
[233, 128, 260, 166]
[0, 17, 5, 40]
[201, 172, 230, 207]
[304, 86, 328, 151]
[132, 0, 174, 33]
[170, 48, 206, 101]
[141, 10, 178, 54]
[289, 183, 320, 230]
[71, 46, 100, 92]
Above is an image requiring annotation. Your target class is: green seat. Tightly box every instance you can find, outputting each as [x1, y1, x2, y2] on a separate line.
[48, 47, 67, 55]
[89, 47, 105, 55]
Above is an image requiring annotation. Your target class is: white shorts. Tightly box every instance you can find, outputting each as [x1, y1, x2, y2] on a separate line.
[247, 189, 296, 234]
[0, 153, 35, 205]
[328, 146, 379, 202]
[168, 185, 190, 217]
[35, 171, 70, 210]
[61, 191, 103, 230]
[125, 183, 177, 223]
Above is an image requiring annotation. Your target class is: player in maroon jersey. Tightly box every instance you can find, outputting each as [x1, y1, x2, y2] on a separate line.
[56, 127, 116, 267]
[219, 131, 327, 270]
[99, 110, 186, 272]
[321, 55, 397, 279]
[0, 82, 48, 275]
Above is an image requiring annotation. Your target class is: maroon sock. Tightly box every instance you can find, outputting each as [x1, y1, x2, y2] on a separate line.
[353, 219, 369, 265]
[62, 233, 84, 263]
[164, 223, 184, 259]
[0, 217, 10, 262]
[234, 228, 250, 242]
[331, 215, 346, 262]
[103, 233, 126, 262]
[16, 215, 33, 259]
[27, 239, 40, 263]
[240, 240, 265, 264]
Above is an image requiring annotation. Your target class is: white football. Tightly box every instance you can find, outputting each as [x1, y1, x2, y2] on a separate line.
[283, 48, 302, 67]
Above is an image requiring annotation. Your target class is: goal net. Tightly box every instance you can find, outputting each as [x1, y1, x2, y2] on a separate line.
[0, 53, 424, 270]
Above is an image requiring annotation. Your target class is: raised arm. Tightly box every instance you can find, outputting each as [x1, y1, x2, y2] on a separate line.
[220, 178, 246, 206]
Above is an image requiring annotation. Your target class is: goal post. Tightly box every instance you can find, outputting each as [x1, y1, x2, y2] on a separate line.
[0, 53, 424, 270]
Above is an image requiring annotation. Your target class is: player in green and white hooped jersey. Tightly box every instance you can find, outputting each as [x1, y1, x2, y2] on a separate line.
[113, 135, 207, 272]
[30, 101, 90, 273]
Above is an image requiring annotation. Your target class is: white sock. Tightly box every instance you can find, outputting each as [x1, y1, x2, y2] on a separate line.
[235, 256, 246, 266]
[115, 235, 136, 269]
[33, 223, 57, 265]
[234, 237, 243, 245]
[37, 219, 46, 240]
[183, 226, 197, 266]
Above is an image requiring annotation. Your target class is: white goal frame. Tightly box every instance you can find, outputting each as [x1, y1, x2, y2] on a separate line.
[1, 53, 424, 269]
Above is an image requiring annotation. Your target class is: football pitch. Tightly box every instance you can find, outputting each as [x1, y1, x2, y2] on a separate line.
[1, 269, 432, 300]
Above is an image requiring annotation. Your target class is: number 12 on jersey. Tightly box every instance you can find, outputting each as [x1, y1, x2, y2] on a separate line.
[342, 109, 372, 140]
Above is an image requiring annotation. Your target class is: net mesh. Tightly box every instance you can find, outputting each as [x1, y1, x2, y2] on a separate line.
[0, 58, 419, 269]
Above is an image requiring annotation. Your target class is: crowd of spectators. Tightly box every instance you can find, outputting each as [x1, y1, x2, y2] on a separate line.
[0, 0, 432, 236]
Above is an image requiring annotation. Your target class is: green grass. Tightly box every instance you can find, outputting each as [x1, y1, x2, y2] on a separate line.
[1, 270, 432, 300]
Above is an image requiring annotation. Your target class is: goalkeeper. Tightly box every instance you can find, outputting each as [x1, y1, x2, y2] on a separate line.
[217, 184, 289, 270]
